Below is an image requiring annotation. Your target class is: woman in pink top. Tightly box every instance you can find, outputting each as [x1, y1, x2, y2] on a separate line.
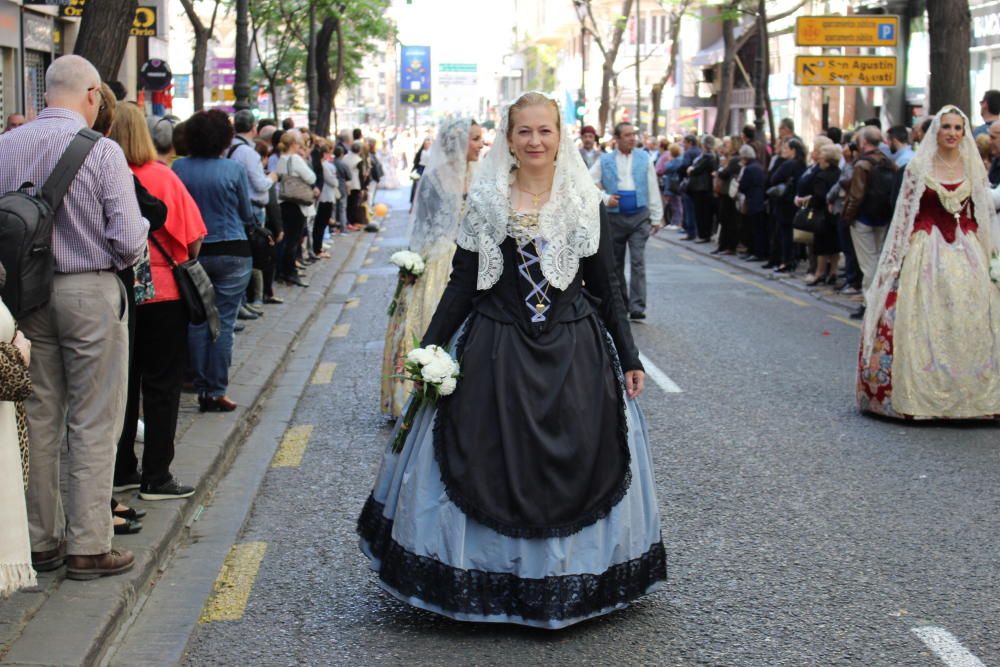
[110, 104, 207, 502]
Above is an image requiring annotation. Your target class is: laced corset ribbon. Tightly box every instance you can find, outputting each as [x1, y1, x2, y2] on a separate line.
[509, 210, 552, 323]
[861, 105, 999, 364]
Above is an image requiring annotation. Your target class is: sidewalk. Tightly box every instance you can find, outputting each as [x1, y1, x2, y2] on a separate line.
[0, 218, 382, 666]
[652, 228, 863, 314]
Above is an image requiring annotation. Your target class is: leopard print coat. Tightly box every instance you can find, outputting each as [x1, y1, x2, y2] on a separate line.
[0, 342, 31, 489]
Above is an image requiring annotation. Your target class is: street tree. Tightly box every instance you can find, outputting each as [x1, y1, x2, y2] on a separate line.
[72, 0, 138, 81]
[650, 0, 696, 137]
[252, 0, 392, 135]
[250, 0, 301, 121]
[178, 0, 224, 112]
[928, 0, 971, 117]
[575, 0, 635, 135]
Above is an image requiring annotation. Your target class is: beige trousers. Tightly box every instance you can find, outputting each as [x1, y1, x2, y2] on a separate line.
[850, 223, 890, 301]
[19, 272, 128, 556]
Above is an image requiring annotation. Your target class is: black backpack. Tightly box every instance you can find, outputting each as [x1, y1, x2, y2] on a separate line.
[0, 128, 101, 319]
[857, 155, 897, 223]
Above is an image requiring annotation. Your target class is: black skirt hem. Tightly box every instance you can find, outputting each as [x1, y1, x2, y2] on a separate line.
[357, 495, 667, 623]
[431, 315, 632, 539]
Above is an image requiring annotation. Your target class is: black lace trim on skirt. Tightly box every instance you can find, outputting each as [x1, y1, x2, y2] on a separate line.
[429, 314, 632, 539]
[357, 495, 666, 623]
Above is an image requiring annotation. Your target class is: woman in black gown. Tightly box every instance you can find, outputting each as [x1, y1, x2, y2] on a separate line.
[358, 92, 666, 629]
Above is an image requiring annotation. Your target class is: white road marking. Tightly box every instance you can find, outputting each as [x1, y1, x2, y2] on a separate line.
[911, 627, 986, 667]
[638, 353, 682, 393]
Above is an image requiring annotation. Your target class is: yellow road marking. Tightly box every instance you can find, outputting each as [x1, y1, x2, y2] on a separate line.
[344, 297, 360, 309]
[199, 542, 267, 623]
[363, 258, 374, 266]
[330, 324, 350, 338]
[677, 251, 696, 262]
[371, 246, 381, 252]
[830, 315, 862, 329]
[356, 274, 369, 284]
[711, 268, 808, 307]
[271, 424, 313, 467]
[311, 362, 337, 385]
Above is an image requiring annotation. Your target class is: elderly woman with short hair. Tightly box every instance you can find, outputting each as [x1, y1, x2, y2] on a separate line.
[794, 141, 842, 286]
[686, 134, 719, 242]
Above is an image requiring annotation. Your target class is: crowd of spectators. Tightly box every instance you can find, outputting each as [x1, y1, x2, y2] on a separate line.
[0, 55, 394, 590]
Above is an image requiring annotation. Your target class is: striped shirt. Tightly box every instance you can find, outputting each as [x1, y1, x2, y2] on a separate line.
[0, 107, 148, 273]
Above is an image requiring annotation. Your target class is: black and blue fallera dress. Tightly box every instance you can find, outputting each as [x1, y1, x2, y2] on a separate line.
[358, 206, 666, 629]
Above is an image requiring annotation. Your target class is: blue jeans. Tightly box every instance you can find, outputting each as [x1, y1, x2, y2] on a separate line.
[188, 254, 252, 397]
[681, 193, 697, 237]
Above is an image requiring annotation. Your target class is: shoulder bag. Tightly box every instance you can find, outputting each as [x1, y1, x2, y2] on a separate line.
[280, 157, 314, 206]
[148, 234, 221, 341]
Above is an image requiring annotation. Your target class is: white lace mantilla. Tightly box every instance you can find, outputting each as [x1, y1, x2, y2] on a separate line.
[457, 92, 601, 291]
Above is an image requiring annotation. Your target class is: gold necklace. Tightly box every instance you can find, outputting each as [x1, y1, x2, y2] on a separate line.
[515, 182, 551, 210]
[935, 152, 962, 171]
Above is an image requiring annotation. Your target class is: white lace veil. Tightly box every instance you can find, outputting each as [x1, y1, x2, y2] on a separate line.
[409, 117, 473, 259]
[456, 91, 601, 290]
[861, 105, 1000, 362]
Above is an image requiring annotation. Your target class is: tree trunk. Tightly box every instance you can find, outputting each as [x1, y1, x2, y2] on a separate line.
[928, 0, 971, 116]
[72, 0, 138, 81]
[268, 76, 280, 122]
[192, 31, 208, 112]
[650, 83, 663, 136]
[712, 18, 737, 137]
[315, 16, 336, 137]
[599, 64, 615, 133]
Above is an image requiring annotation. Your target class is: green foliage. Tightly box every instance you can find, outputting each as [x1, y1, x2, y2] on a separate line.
[522, 43, 559, 92]
[249, 0, 394, 95]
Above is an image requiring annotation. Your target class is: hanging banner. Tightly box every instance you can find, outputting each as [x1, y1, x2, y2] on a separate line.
[400, 45, 431, 107]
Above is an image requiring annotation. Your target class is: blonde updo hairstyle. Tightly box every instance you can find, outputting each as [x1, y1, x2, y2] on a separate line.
[505, 92, 561, 144]
[278, 129, 302, 154]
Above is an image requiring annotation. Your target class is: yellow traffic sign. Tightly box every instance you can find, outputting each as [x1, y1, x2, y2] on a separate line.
[795, 15, 899, 47]
[795, 56, 897, 87]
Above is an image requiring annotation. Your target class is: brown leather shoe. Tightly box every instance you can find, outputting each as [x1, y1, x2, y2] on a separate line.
[31, 544, 66, 572]
[198, 395, 237, 413]
[65, 549, 134, 581]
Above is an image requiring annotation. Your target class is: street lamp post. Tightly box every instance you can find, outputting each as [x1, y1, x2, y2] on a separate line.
[574, 0, 588, 129]
[234, 0, 250, 111]
[307, 0, 318, 132]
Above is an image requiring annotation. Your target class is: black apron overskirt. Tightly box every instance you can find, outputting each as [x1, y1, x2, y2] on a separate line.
[433, 310, 630, 538]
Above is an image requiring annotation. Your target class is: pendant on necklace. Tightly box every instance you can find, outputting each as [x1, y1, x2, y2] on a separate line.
[535, 302, 546, 314]
[532, 194, 541, 208]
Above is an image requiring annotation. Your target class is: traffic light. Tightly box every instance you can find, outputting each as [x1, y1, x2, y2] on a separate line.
[575, 96, 586, 119]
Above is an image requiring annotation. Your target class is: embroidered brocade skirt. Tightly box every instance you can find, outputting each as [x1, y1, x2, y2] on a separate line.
[359, 320, 666, 628]
[858, 225, 1000, 419]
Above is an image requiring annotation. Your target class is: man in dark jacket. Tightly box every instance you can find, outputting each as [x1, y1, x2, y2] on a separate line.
[842, 126, 897, 319]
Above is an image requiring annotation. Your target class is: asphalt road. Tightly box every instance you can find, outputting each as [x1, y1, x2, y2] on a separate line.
[119, 188, 998, 666]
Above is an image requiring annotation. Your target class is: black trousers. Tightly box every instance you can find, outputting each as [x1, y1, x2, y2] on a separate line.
[314, 201, 333, 253]
[115, 300, 188, 487]
[716, 197, 741, 252]
[347, 190, 363, 226]
[279, 202, 305, 278]
[692, 190, 715, 240]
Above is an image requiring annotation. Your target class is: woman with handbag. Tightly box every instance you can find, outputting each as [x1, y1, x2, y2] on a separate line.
[714, 135, 744, 254]
[173, 110, 254, 413]
[111, 104, 207, 500]
[276, 130, 318, 287]
[794, 141, 841, 287]
[0, 265, 36, 596]
[767, 138, 807, 273]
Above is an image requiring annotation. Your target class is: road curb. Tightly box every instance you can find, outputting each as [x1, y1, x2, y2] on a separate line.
[0, 229, 378, 667]
[654, 233, 861, 314]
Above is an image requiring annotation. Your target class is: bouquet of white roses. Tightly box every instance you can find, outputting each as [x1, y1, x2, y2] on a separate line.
[991, 250, 1000, 284]
[391, 342, 460, 453]
[387, 251, 426, 316]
